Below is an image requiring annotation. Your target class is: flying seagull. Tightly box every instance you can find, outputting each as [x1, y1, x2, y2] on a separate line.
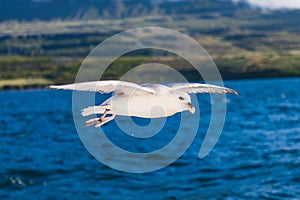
[49, 80, 239, 127]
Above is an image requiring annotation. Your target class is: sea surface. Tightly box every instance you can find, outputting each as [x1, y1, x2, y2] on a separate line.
[1, 78, 300, 199]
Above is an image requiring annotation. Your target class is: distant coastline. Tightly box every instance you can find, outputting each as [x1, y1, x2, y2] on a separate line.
[1, 74, 299, 91]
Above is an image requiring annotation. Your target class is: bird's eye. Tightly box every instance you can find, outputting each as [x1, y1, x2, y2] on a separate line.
[179, 96, 184, 100]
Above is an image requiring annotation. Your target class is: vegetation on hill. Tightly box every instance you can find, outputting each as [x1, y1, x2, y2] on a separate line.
[0, 0, 299, 89]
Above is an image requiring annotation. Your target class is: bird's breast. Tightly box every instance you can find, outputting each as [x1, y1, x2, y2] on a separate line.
[110, 93, 183, 118]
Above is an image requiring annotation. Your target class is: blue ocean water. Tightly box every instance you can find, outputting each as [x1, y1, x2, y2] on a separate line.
[0, 78, 299, 199]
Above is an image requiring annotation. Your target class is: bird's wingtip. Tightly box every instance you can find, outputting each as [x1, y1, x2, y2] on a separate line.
[48, 85, 57, 89]
[47, 85, 66, 90]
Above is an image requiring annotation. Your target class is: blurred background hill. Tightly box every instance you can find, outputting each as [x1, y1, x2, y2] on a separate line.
[0, 0, 299, 89]
[0, 0, 250, 21]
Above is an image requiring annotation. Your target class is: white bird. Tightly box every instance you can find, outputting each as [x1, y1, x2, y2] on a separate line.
[49, 80, 239, 127]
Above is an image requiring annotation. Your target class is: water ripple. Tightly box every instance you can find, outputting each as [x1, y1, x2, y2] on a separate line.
[0, 78, 300, 199]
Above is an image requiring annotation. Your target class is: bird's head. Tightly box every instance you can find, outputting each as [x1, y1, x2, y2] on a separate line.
[176, 92, 195, 114]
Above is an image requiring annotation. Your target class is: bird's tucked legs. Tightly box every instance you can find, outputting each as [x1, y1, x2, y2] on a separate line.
[100, 109, 109, 121]
[84, 109, 115, 127]
[94, 114, 115, 128]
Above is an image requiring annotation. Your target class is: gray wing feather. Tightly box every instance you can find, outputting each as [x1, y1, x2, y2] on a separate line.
[169, 83, 240, 95]
[49, 80, 155, 95]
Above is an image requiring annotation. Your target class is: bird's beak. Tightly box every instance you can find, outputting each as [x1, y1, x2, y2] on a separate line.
[187, 103, 195, 114]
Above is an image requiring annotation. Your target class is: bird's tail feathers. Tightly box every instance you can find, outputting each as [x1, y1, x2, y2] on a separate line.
[81, 106, 106, 116]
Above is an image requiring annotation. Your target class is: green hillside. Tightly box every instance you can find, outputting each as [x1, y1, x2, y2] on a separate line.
[0, 0, 299, 89]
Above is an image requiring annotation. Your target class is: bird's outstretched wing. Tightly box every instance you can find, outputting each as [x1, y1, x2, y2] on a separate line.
[49, 80, 155, 95]
[168, 83, 240, 95]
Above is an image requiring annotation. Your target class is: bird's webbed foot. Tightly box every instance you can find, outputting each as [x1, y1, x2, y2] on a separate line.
[84, 109, 115, 127]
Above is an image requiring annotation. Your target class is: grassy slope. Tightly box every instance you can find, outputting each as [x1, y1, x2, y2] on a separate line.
[0, 13, 299, 89]
[0, 78, 53, 90]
